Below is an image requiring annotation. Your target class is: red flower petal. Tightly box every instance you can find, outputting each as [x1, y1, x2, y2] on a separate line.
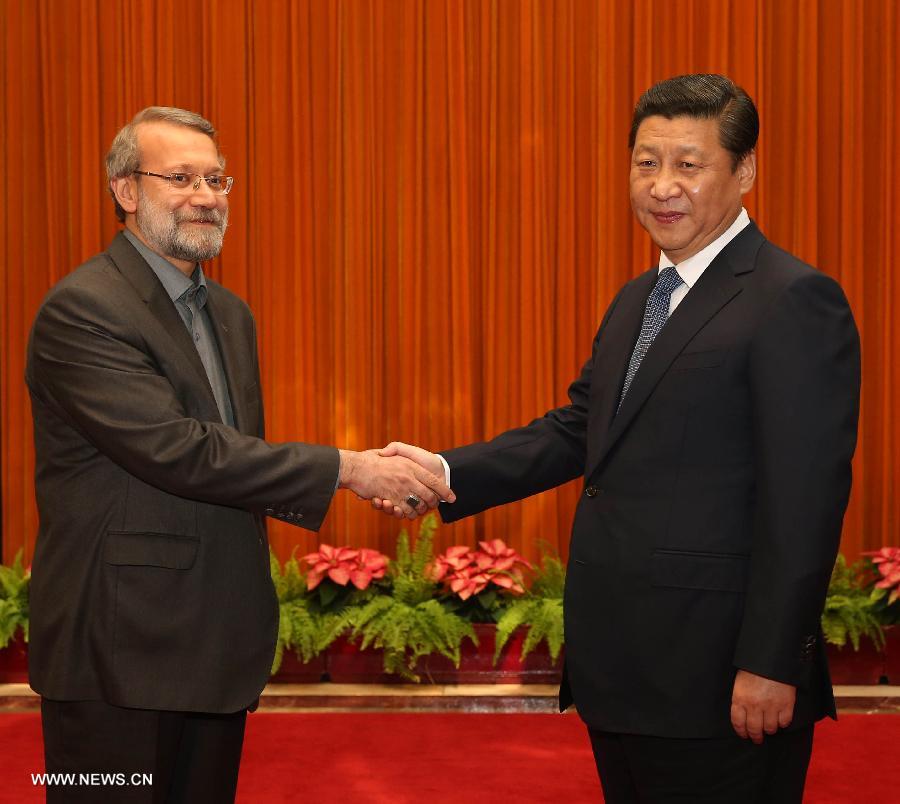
[350, 569, 372, 590]
[328, 567, 351, 586]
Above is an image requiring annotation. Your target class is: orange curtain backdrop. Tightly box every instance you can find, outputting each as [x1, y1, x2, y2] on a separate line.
[1, 0, 897, 565]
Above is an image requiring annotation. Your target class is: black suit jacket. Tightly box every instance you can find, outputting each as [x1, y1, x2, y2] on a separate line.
[440, 223, 860, 737]
[26, 232, 339, 713]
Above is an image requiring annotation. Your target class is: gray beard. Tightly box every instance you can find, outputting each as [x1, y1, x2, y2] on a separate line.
[135, 199, 228, 264]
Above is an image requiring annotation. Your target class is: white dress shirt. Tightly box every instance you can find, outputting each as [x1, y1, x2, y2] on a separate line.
[662, 207, 750, 314]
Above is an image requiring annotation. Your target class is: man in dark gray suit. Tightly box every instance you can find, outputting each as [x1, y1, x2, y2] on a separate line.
[378, 75, 860, 802]
[26, 106, 452, 803]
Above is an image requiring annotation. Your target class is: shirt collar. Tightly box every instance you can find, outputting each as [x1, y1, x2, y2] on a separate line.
[659, 207, 751, 287]
[123, 228, 207, 305]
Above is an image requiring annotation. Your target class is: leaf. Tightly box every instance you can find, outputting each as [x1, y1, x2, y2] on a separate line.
[531, 553, 566, 599]
[493, 600, 531, 663]
[318, 582, 340, 610]
[0, 550, 28, 600]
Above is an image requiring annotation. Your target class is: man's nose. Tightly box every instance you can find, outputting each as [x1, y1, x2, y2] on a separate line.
[650, 167, 683, 201]
[188, 178, 219, 206]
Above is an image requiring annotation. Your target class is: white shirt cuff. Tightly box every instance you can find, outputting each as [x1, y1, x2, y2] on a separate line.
[437, 453, 451, 490]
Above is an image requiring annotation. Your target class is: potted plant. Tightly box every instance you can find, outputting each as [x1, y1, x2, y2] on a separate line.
[431, 538, 532, 620]
[491, 551, 565, 682]
[331, 515, 476, 682]
[415, 536, 547, 682]
[269, 544, 387, 682]
[822, 554, 886, 684]
[866, 547, 900, 683]
[0, 549, 30, 683]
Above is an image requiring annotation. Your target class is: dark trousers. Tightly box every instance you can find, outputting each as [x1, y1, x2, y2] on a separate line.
[40, 698, 247, 804]
[588, 725, 814, 804]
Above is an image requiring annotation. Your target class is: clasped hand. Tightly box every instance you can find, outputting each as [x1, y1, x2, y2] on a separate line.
[338, 445, 451, 520]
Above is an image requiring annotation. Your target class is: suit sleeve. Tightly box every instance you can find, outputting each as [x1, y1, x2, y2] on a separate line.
[28, 282, 339, 531]
[733, 270, 861, 686]
[440, 288, 625, 523]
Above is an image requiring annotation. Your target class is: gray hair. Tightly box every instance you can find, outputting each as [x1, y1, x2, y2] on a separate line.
[106, 107, 223, 222]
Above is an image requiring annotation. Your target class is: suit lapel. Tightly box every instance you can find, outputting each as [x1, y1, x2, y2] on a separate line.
[205, 283, 254, 434]
[107, 232, 220, 413]
[587, 223, 765, 477]
[584, 268, 656, 474]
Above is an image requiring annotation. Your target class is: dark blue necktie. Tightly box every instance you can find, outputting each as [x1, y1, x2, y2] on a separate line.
[618, 266, 684, 409]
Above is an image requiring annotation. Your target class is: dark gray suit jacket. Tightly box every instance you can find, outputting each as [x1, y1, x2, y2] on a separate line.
[26, 232, 339, 713]
[440, 223, 861, 737]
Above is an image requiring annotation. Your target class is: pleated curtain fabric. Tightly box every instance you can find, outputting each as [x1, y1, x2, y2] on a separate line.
[1, 0, 897, 564]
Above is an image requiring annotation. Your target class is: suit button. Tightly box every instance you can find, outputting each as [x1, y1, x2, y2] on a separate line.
[585, 486, 599, 498]
[264, 507, 275, 515]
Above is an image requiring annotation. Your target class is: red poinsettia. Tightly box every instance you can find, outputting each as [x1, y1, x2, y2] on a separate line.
[867, 547, 900, 604]
[430, 539, 532, 600]
[352, 548, 390, 591]
[302, 544, 388, 591]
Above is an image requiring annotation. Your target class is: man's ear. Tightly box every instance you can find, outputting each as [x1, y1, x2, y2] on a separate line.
[737, 150, 757, 195]
[110, 176, 138, 216]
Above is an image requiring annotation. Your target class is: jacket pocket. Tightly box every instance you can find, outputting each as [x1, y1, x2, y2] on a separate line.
[651, 549, 748, 593]
[104, 531, 199, 570]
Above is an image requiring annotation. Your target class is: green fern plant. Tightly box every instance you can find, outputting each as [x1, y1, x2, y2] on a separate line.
[269, 549, 353, 674]
[493, 552, 565, 663]
[0, 549, 30, 649]
[348, 515, 476, 680]
[821, 554, 886, 651]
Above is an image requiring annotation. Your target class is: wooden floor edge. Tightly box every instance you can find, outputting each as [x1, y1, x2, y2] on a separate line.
[3, 683, 900, 699]
[4, 684, 900, 716]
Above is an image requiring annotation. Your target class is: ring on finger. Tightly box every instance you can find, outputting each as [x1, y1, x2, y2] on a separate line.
[405, 494, 422, 508]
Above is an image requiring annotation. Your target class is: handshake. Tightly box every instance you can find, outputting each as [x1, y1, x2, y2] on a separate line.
[338, 442, 452, 520]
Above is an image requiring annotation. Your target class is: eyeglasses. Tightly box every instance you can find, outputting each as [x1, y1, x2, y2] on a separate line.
[133, 170, 234, 195]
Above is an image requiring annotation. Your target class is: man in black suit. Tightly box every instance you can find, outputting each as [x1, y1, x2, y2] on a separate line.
[26, 106, 452, 803]
[378, 75, 860, 802]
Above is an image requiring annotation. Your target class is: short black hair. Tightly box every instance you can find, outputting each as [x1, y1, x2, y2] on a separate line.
[629, 74, 759, 168]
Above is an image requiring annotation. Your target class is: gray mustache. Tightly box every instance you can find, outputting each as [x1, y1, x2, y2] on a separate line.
[177, 213, 223, 225]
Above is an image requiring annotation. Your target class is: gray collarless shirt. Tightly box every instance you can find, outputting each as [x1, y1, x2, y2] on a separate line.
[123, 229, 235, 427]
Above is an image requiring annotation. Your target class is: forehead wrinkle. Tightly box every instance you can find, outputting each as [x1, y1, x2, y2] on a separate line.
[163, 162, 224, 174]
[136, 124, 224, 171]
[634, 141, 706, 155]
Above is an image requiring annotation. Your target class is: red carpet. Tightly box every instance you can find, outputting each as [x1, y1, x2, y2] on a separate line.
[0, 711, 895, 803]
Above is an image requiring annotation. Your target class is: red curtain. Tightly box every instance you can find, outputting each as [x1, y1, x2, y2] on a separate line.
[2, 0, 897, 564]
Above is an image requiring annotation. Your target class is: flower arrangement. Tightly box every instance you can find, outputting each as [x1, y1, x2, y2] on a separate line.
[867, 547, 900, 606]
[270, 543, 392, 674]
[347, 515, 477, 680]
[7, 539, 900, 678]
[430, 539, 532, 622]
[302, 544, 389, 607]
[268, 545, 386, 674]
